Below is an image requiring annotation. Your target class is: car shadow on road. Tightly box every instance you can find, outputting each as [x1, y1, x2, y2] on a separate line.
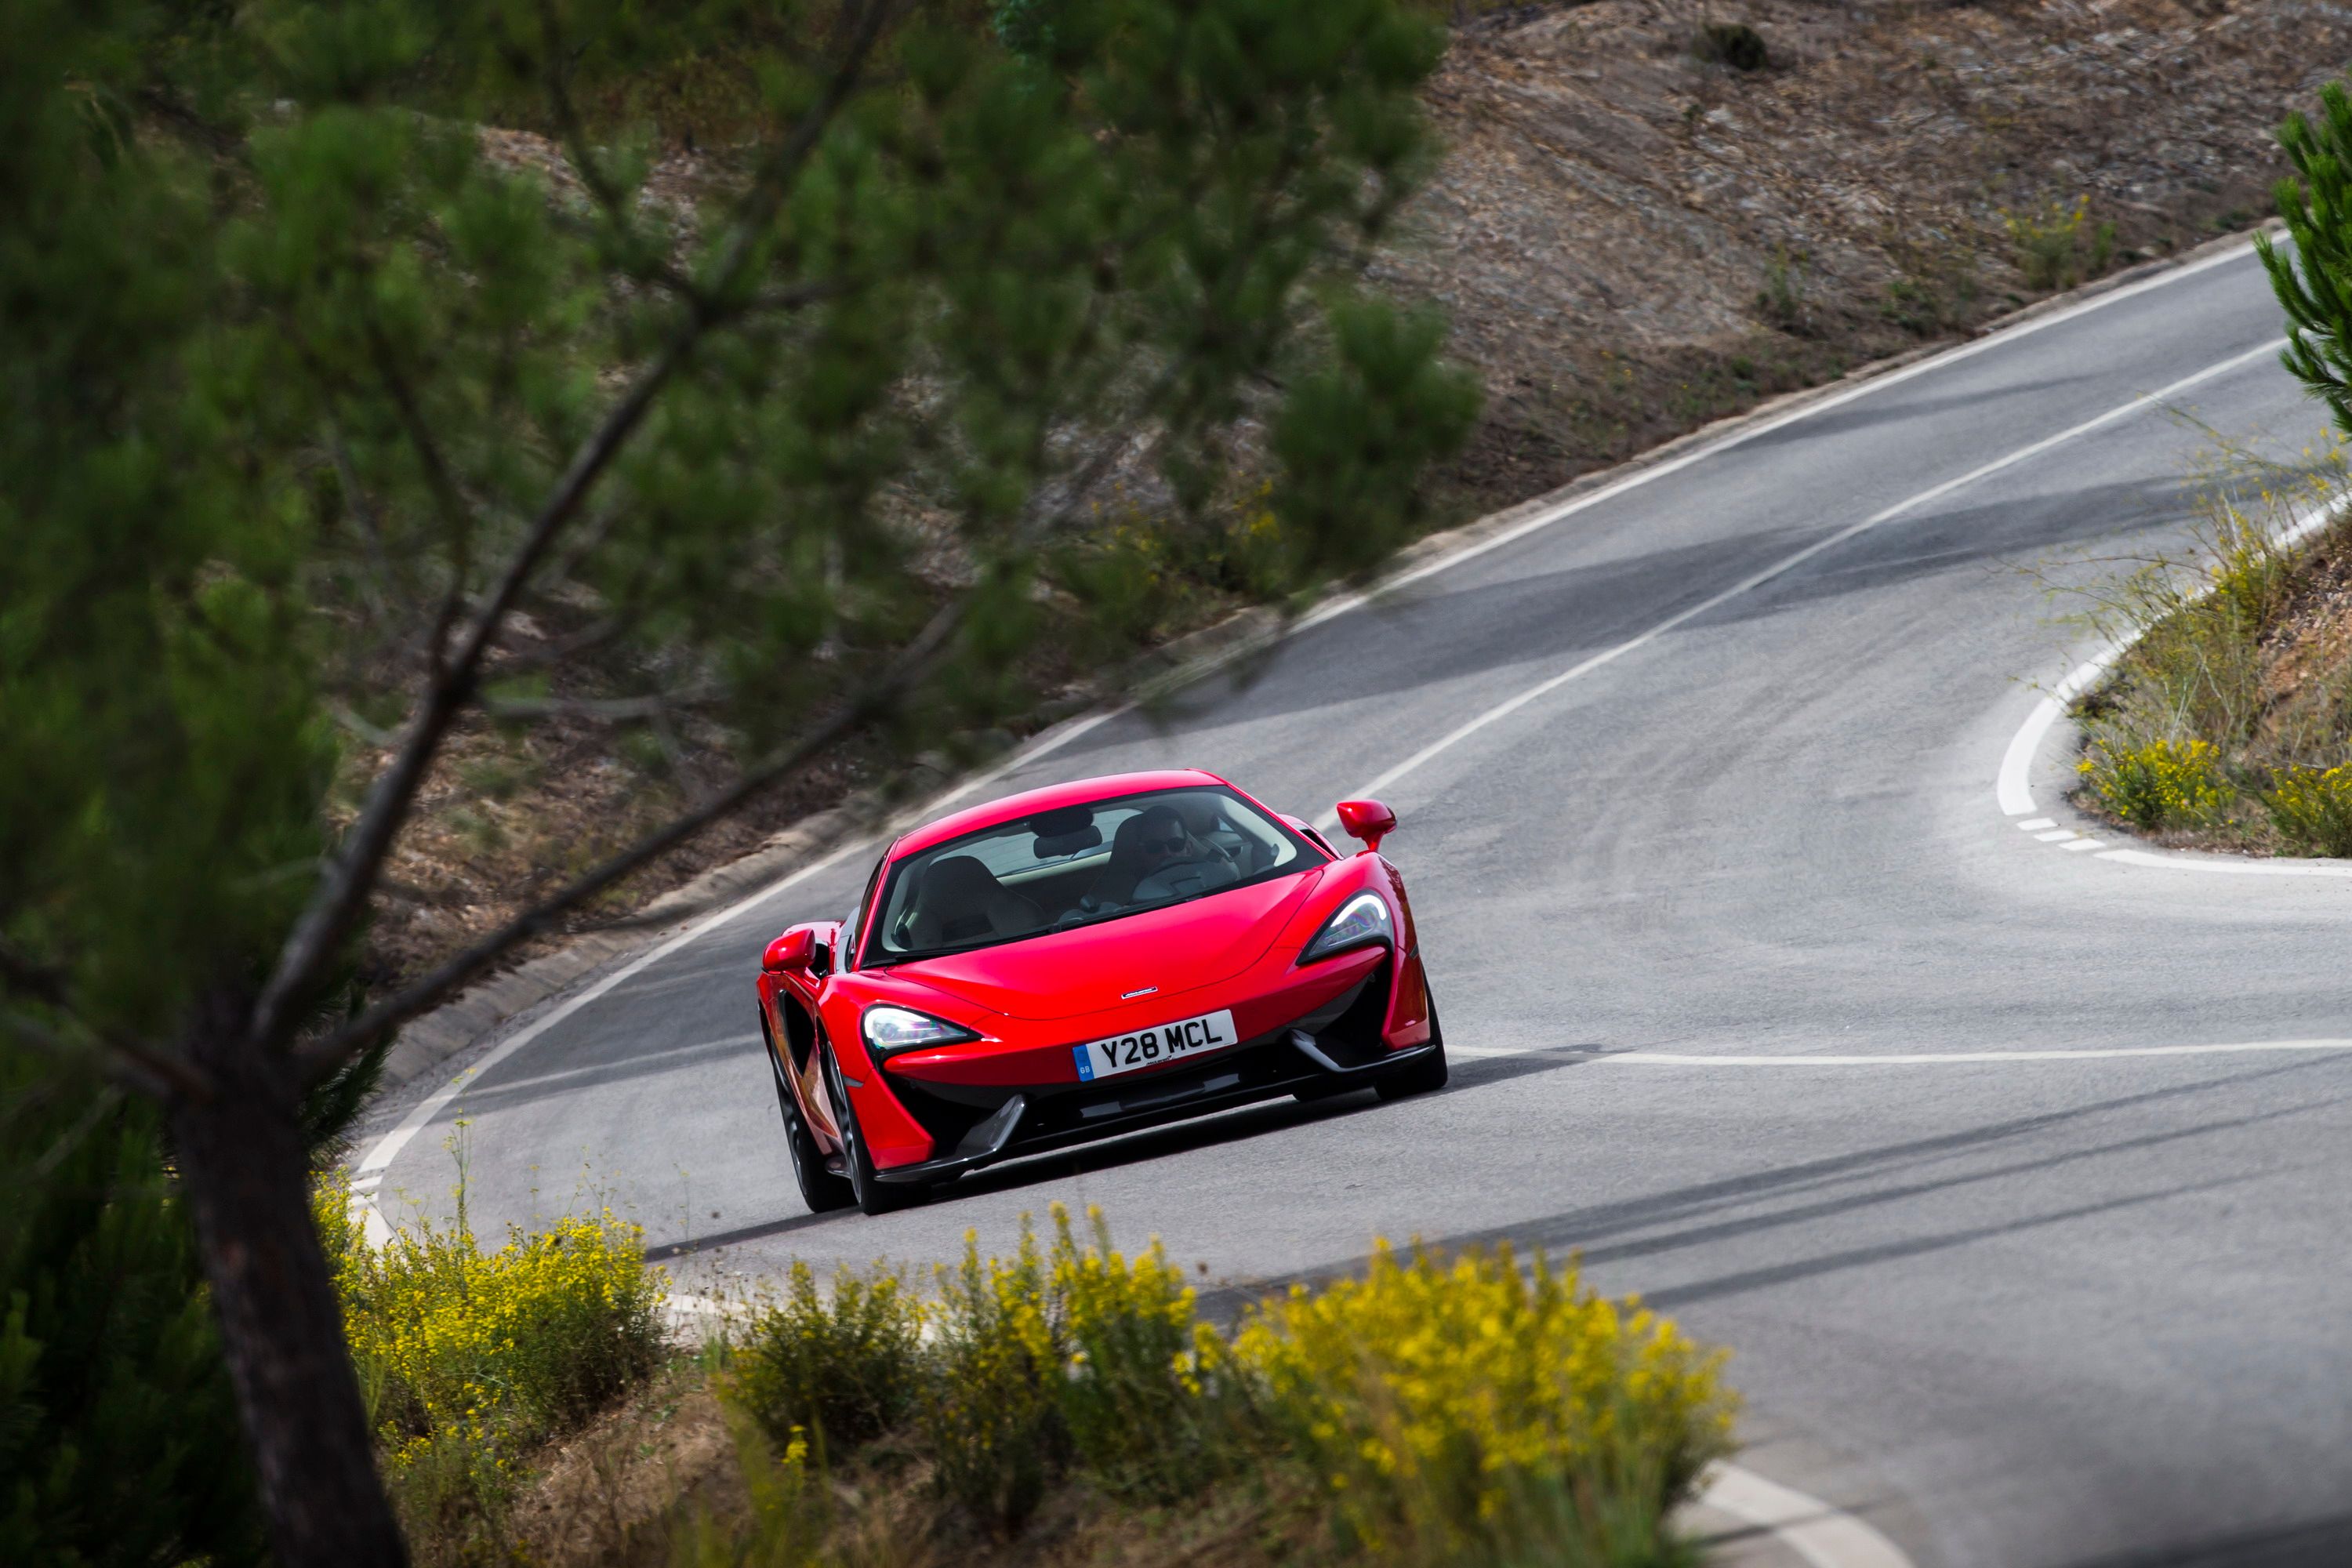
[943, 1044, 1602, 1202]
[644, 1047, 1602, 1259]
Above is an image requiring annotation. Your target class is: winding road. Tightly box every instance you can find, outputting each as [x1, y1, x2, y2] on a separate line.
[361, 240, 2352, 1568]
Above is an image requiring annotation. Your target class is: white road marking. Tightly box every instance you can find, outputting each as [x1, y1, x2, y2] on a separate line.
[2016, 818, 2055, 831]
[1319, 338, 2285, 830]
[1700, 1463, 1915, 1568]
[2060, 838, 2105, 852]
[1298, 241, 2263, 637]
[1450, 1038, 2352, 1065]
[2035, 829, 2076, 842]
[2094, 846, 2352, 877]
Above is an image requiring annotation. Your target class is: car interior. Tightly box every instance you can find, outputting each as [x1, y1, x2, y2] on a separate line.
[874, 789, 1308, 958]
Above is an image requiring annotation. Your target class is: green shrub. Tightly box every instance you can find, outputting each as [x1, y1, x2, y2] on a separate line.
[1755, 247, 1809, 334]
[321, 1181, 665, 1555]
[2078, 736, 2234, 830]
[2263, 763, 2352, 855]
[1693, 22, 1766, 71]
[1050, 1206, 1240, 1501]
[924, 1223, 1067, 1531]
[674, 1214, 1739, 1566]
[1232, 1242, 1735, 1565]
[2005, 195, 2091, 291]
[733, 1259, 923, 1460]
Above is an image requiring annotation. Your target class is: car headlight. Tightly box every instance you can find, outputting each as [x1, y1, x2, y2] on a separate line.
[862, 1005, 980, 1058]
[1301, 891, 1393, 964]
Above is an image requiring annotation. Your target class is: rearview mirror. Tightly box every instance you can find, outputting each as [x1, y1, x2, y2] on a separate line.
[1334, 798, 1397, 855]
[762, 927, 815, 975]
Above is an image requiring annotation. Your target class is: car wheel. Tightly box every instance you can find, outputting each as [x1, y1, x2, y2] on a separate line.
[771, 1041, 855, 1213]
[1374, 991, 1448, 1102]
[822, 1047, 920, 1217]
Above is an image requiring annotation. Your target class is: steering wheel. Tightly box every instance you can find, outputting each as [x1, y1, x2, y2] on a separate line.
[1130, 848, 1238, 904]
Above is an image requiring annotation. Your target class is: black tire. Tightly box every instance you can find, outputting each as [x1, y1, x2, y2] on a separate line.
[769, 1023, 854, 1213]
[1374, 990, 1448, 1102]
[822, 1047, 921, 1217]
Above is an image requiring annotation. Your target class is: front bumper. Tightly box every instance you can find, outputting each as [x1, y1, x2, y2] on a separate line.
[868, 952, 1429, 1183]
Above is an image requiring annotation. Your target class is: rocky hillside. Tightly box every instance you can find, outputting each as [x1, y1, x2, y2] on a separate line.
[1402, 0, 2343, 505]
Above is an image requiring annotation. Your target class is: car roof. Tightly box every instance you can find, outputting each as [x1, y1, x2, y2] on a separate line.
[889, 769, 1231, 860]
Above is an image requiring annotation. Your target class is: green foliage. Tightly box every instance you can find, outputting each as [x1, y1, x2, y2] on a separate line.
[923, 1222, 1067, 1530]
[1693, 22, 1767, 72]
[321, 1178, 666, 1555]
[1232, 1243, 1734, 1566]
[1048, 1206, 1239, 1500]
[2263, 79, 2352, 434]
[2262, 763, 2352, 855]
[686, 1210, 1732, 1566]
[0, 1058, 268, 1567]
[5, 0, 1474, 1068]
[2063, 458, 2352, 853]
[2004, 194, 2092, 291]
[2076, 737, 2234, 831]
[3, 3, 1472, 1551]
[1756, 247, 1807, 332]
[732, 1259, 923, 1460]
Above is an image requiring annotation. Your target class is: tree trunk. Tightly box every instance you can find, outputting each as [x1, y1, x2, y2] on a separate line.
[169, 987, 409, 1568]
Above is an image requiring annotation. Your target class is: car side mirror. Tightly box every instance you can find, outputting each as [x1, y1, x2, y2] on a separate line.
[1334, 798, 1397, 855]
[762, 927, 815, 975]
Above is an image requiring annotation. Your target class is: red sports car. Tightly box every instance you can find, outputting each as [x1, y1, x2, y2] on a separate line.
[753, 769, 1445, 1214]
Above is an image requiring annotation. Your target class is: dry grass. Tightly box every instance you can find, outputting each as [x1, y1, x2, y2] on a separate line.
[2069, 442, 2352, 854]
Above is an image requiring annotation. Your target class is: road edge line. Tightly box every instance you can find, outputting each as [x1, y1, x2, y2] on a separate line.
[1700, 1462, 1916, 1568]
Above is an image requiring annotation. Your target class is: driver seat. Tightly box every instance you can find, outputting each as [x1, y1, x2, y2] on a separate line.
[1086, 815, 1158, 908]
[909, 855, 1042, 948]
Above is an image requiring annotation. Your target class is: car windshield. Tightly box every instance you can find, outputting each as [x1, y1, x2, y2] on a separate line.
[862, 786, 1320, 964]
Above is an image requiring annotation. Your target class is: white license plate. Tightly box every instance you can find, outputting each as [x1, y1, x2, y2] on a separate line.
[1073, 1009, 1238, 1083]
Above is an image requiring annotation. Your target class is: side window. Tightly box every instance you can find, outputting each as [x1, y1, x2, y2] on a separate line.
[842, 854, 886, 970]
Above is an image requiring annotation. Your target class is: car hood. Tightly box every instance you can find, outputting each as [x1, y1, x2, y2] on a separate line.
[893, 868, 1325, 1022]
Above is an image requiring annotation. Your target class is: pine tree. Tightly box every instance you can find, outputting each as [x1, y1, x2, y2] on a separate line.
[0, 2, 1477, 1562]
[2262, 80, 2352, 432]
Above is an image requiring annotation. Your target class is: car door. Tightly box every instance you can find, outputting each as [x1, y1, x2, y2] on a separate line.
[793, 852, 888, 1145]
[769, 924, 844, 1145]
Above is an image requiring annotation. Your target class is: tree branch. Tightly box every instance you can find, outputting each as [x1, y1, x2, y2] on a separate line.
[481, 686, 720, 722]
[3, 1007, 213, 1105]
[249, 0, 897, 1058]
[294, 596, 962, 1083]
[364, 321, 478, 678]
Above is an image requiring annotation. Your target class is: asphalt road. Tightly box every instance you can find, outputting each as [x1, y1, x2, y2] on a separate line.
[365, 241, 2352, 1568]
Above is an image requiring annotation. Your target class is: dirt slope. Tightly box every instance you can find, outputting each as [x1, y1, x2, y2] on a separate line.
[1403, 0, 2343, 505]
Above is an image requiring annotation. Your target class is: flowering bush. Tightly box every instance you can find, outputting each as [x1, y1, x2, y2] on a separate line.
[733, 1259, 923, 1461]
[1231, 1242, 1734, 1563]
[2078, 736, 2234, 830]
[1050, 1206, 1237, 1499]
[924, 1221, 1067, 1530]
[2263, 762, 2352, 855]
[315, 1177, 664, 1553]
